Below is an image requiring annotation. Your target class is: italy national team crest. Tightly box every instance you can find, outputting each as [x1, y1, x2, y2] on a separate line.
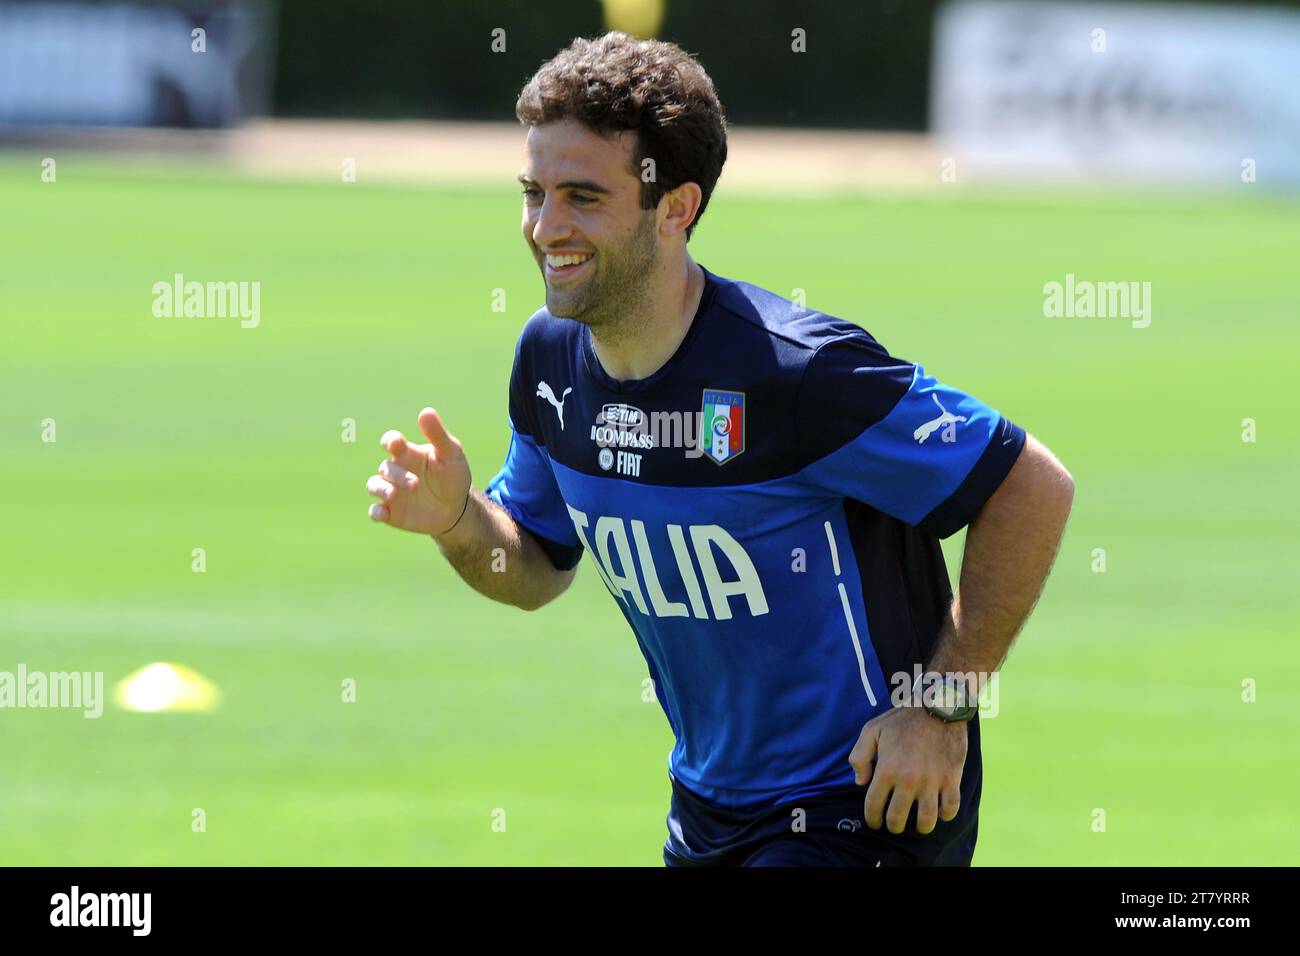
[700, 389, 745, 465]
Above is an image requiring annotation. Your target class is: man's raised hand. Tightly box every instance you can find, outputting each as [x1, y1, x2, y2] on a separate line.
[367, 407, 472, 537]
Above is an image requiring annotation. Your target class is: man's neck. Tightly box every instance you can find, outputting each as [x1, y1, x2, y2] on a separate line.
[589, 255, 705, 382]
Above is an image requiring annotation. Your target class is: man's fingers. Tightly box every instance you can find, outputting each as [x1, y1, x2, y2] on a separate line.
[378, 460, 418, 490]
[380, 430, 430, 474]
[417, 407, 457, 458]
[368, 502, 389, 522]
[863, 772, 892, 830]
[366, 475, 396, 502]
[885, 784, 917, 835]
[914, 790, 940, 835]
[939, 781, 962, 822]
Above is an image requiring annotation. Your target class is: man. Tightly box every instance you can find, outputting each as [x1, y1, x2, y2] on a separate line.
[367, 32, 1074, 866]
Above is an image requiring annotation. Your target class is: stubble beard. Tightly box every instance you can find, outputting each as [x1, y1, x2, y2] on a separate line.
[545, 211, 658, 348]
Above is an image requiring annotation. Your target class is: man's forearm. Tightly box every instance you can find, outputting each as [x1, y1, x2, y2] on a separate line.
[433, 488, 576, 611]
[927, 435, 1075, 682]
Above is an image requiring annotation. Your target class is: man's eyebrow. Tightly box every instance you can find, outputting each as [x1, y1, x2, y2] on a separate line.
[557, 180, 611, 194]
[516, 175, 611, 194]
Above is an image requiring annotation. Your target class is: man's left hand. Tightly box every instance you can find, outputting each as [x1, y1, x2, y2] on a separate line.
[848, 706, 968, 835]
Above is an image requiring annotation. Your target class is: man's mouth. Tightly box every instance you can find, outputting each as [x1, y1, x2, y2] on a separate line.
[544, 252, 594, 282]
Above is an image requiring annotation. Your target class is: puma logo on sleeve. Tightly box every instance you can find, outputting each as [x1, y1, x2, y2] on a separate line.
[913, 394, 967, 444]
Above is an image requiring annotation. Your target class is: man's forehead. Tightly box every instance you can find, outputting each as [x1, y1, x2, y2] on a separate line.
[520, 121, 637, 181]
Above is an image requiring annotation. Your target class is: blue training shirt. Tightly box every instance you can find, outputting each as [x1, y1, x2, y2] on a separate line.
[486, 265, 1025, 810]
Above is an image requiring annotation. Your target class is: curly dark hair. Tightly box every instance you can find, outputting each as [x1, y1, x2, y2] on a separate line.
[515, 32, 728, 240]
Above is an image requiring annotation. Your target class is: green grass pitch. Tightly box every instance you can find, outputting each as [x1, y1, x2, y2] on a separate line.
[1, 158, 1297, 864]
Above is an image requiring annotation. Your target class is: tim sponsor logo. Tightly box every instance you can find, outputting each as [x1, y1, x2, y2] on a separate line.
[50, 886, 151, 936]
[601, 403, 643, 428]
[591, 403, 656, 450]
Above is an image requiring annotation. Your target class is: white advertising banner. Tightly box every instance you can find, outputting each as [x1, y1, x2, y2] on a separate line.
[0, 1, 271, 128]
[931, 1, 1300, 187]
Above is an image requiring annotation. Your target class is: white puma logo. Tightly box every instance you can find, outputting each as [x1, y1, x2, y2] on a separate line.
[536, 380, 573, 429]
[913, 394, 967, 444]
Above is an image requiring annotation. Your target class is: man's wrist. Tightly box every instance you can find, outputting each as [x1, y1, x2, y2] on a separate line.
[432, 488, 474, 543]
[911, 670, 980, 723]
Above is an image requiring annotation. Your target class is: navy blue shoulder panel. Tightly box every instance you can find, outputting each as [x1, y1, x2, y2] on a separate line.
[511, 269, 916, 487]
[794, 325, 917, 466]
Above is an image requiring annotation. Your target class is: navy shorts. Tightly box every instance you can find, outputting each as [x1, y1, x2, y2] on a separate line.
[663, 772, 980, 867]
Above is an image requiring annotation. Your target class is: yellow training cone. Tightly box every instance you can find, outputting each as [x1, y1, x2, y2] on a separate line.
[115, 663, 220, 713]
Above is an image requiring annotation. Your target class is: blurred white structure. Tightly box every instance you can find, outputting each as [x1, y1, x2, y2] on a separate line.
[0, 0, 270, 128]
[932, 1, 1300, 188]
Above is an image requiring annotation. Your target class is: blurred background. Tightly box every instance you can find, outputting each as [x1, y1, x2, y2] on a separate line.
[2, 0, 1297, 865]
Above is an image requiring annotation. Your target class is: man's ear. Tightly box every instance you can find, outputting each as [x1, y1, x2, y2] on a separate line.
[658, 182, 703, 239]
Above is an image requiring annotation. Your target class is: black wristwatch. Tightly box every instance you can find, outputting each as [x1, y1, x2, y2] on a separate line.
[913, 672, 979, 723]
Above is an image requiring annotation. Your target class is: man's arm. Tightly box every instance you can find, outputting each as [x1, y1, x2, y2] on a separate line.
[367, 407, 576, 612]
[433, 488, 577, 611]
[849, 433, 1074, 835]
[929, 432, 1075, 677]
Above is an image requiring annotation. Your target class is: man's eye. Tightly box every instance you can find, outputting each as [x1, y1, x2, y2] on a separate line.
[571, 194, 595, 205]
[522, 188, 542, 201]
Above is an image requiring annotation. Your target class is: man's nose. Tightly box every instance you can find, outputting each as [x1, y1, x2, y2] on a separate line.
[531, 195, 572, 248]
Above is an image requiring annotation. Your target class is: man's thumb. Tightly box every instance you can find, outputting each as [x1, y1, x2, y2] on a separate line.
[850, 722, 880, 786]
[418, 407, 455, 455]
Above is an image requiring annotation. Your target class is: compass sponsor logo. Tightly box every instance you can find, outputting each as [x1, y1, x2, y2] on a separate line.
[591, 403, 656, 450]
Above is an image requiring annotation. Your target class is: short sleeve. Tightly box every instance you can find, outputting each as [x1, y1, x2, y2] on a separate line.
[485, 426, 584, 571]
[483, 332, 584, 571]
[795, 331, 1026, 538]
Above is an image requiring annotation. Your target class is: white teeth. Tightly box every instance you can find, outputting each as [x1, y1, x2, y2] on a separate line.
[546, 254, 592, 268]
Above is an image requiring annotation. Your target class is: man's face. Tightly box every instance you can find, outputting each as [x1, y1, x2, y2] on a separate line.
[519, 119, 658, 327]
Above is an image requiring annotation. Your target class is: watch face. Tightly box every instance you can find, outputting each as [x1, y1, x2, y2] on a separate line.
[927, 676, 976, 720]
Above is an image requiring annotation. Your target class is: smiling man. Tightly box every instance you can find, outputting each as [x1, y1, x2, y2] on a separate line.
[367, 32, 1074, 867]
